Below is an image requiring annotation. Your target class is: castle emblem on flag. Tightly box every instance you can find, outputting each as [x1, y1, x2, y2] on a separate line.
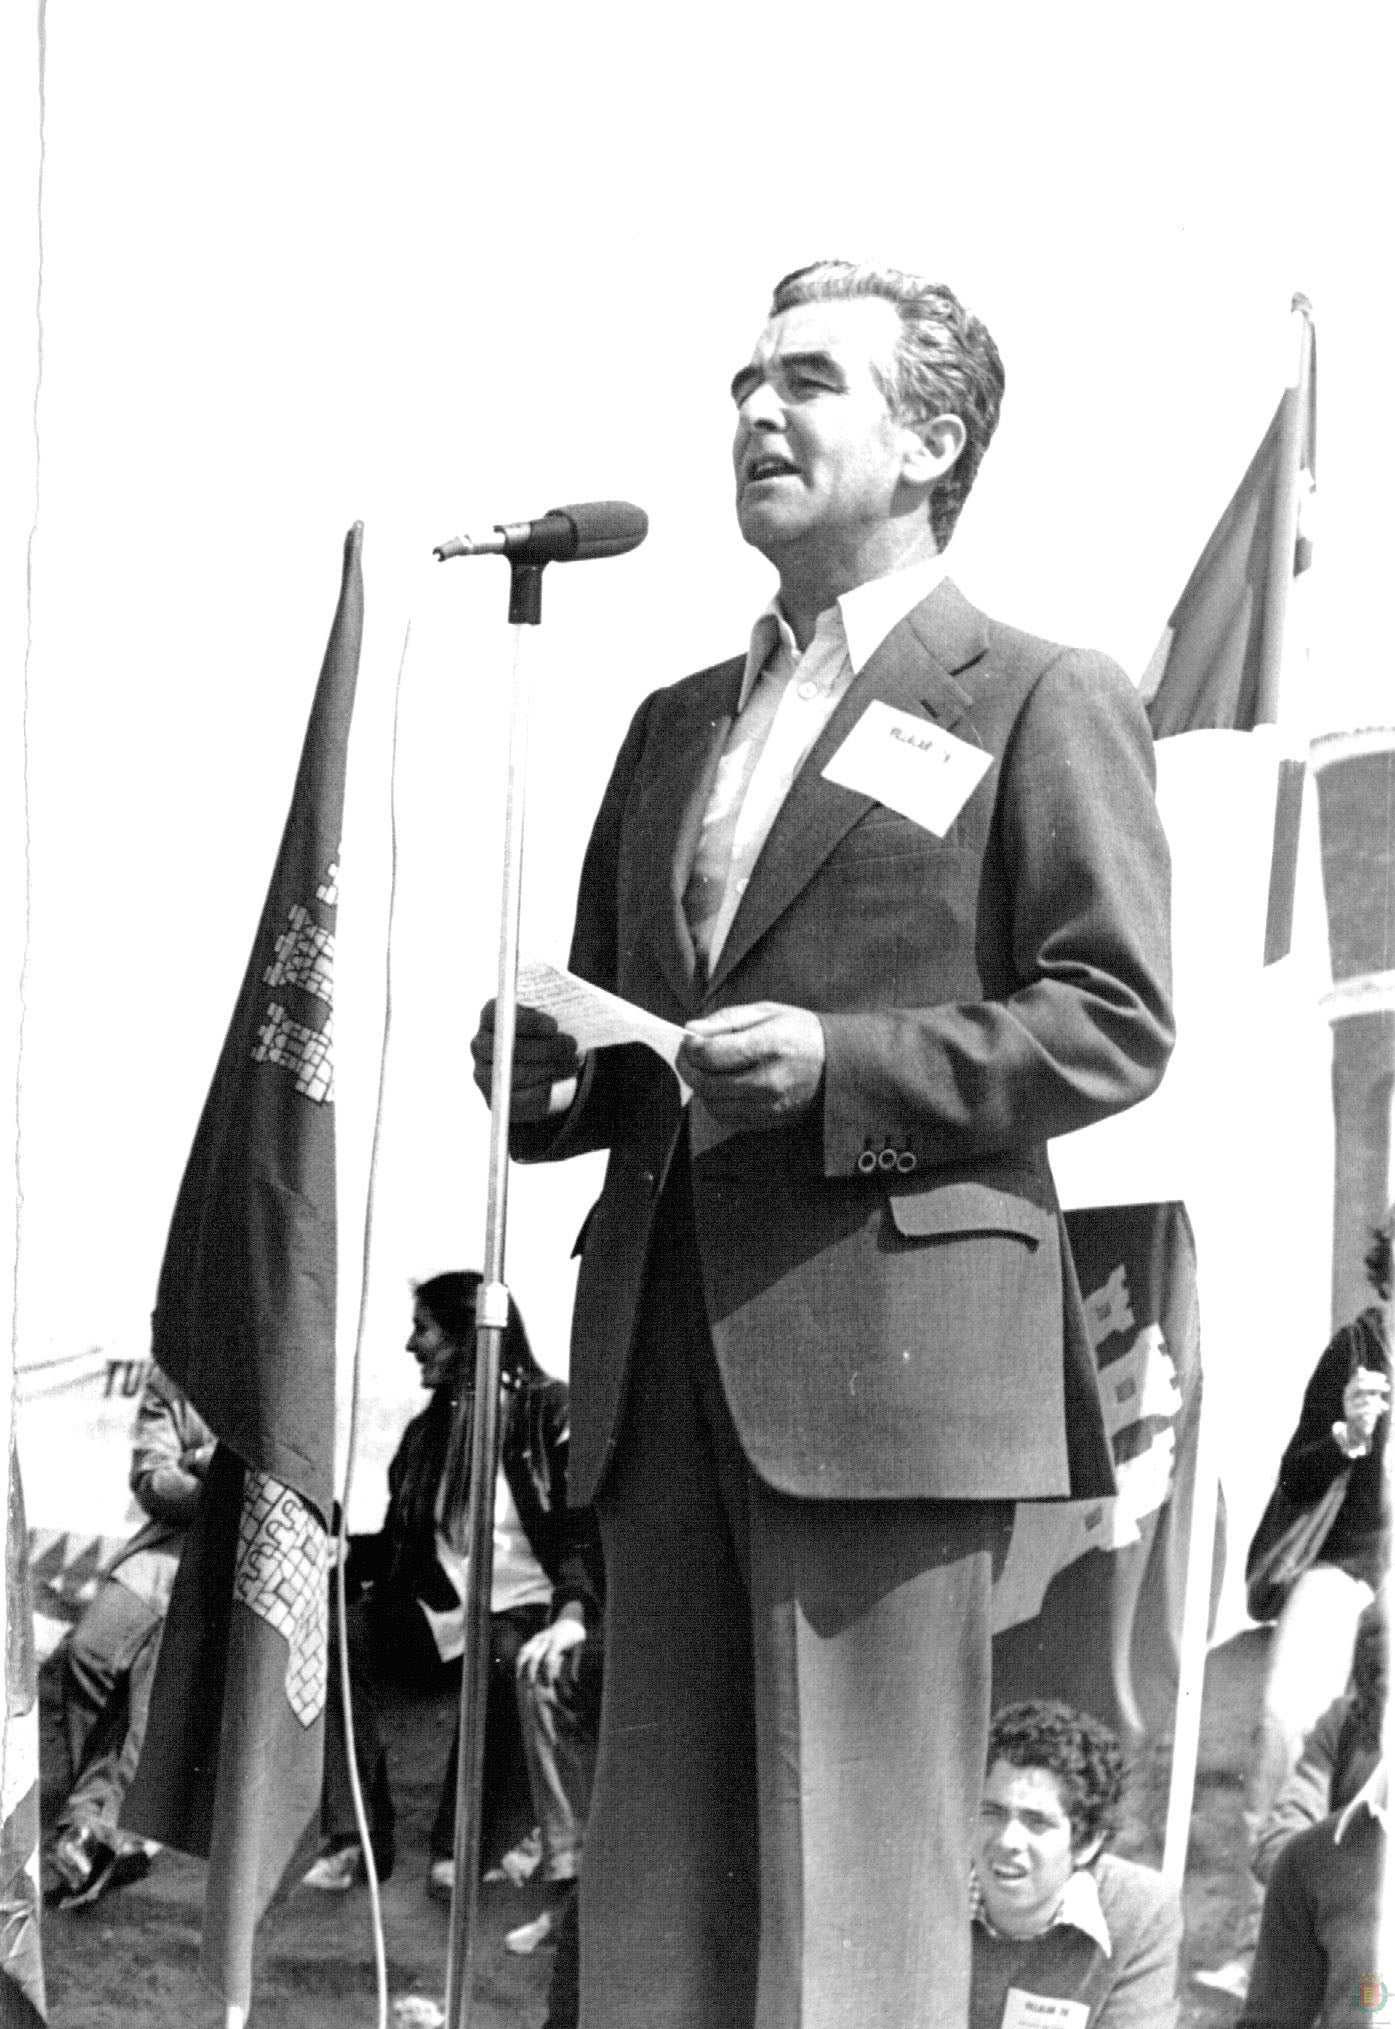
[250, 850, 339, 1102]
[253, 1001, 334, 1101]
[233, 1471, 330, 1728]
[264, 903, 333, 1004]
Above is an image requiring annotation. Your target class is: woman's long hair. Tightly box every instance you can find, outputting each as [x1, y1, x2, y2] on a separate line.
[412, 1269, 544, 1384]
[394, 1270, 543, 1554]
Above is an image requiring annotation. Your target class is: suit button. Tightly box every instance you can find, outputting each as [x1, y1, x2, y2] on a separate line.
[856, 1150, 877, 1175]
[877, 1148, 898, 1171]
[895, 1151, 917, 1173]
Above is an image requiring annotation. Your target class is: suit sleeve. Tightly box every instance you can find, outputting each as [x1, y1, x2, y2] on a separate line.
[129, 1366, 208, 1527]
[819, 650, 1174, 1174]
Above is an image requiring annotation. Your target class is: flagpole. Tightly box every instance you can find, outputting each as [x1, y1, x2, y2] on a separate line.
[1255, 295, 1314, 725]
[443, 562, 545, 2029]
[1160, 1329, 1220, 1887]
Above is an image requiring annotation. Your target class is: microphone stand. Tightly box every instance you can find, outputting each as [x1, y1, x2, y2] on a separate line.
[443, 560, 546, 2029]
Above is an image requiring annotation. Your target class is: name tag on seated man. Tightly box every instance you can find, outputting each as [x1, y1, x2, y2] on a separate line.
[999, 1990, 1090, 2029]
[821, 701, 992, 836]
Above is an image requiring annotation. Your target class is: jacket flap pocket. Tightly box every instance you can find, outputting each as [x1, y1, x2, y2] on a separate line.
[887, 1182, 1045, 1246]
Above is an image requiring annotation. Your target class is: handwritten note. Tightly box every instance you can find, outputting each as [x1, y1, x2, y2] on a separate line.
[517, 958, 688, 1077]
[821, 700, 991, 836]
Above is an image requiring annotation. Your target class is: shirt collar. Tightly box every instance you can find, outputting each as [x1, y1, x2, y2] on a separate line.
[969, 1864, 1113, 1958]
[739, 552, 950, 709]
[1335, 1760, 1389, 1843]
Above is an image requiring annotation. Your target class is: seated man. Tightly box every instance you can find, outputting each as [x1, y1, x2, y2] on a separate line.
[45, 1364, 213, 1908]
[970, 1698, 1182, 2029]
[1239, 1757, 1388, 2029]
[1252, 1590, 1386, 1888]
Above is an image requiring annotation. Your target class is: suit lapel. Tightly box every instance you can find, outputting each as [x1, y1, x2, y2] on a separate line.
[704, 580, 990, 997]
[638, 657, 744, 1010]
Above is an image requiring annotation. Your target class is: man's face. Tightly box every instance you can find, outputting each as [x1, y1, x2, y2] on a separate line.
[973, 1759, 1086, 1938]
[730, 294, 919, 569]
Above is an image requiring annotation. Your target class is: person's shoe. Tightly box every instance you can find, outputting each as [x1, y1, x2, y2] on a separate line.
[483, 1827, 541, 1886]
[505, 1907, 562, 1954]
[392, 1999, 446, 2028]
[1192, 1956, 1251, 2001]
[427, 1857, 455, 1903]
[46, 1826, 151, 1910]
[302, 1842, 366, 1892]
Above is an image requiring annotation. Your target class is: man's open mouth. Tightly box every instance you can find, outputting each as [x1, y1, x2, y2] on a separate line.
[746, 456, 799, 483]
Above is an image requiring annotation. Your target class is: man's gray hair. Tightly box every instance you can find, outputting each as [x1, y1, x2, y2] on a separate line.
[770, 260, 1006, 548]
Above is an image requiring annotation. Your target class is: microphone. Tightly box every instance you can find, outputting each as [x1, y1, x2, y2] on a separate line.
[434, 500, 647, 565]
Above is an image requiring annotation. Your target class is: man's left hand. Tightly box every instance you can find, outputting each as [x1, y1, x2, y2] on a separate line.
[678, 1002, 825, 1132]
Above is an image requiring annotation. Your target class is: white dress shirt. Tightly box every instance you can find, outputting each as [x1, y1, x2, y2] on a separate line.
[699, 552, 950, 969]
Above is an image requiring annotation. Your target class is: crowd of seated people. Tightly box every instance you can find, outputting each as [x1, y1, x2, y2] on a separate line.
[43, 1259, 1388, 2029]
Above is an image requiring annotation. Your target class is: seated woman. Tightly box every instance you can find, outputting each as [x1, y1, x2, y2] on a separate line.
[970, 1699, 1183, 2029]
[302, 1269, 602, 1894]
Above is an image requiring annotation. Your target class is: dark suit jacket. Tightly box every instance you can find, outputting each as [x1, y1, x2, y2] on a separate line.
[519, 580, 1174, 1511]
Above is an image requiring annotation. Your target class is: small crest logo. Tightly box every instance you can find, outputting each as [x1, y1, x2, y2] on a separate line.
[1354, 1973, 1388, 2011]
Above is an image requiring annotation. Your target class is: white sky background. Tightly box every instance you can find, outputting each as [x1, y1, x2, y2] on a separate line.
[3, 2, 1393, 1578]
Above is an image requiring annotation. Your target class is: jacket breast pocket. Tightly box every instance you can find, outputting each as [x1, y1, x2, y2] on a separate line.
[826, 805, 951, 866]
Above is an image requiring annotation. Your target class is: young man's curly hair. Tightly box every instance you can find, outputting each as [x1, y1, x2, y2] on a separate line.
[986, 1699, 1125, 1853]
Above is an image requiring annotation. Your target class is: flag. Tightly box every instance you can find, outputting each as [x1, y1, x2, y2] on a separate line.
[0, 1440, 45, 2026]
[125, 523, 363, 2013]
[997, 308, 1317, 1848]
[1140, 295, 1316, 963]
[991, 1204, 1214, 1755]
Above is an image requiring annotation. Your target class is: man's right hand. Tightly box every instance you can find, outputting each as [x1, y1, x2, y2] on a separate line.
[470, 1000, 584, 1124]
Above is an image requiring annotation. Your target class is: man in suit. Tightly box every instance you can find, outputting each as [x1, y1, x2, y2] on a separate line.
[471, 260, 1174, 2029]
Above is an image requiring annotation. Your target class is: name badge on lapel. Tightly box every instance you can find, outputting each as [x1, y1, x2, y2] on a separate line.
[821, 701, 991, 836]
[1000, 1991, 1090, 2029]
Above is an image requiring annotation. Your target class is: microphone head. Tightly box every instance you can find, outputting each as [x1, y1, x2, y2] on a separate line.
[550, 501, 648, 561]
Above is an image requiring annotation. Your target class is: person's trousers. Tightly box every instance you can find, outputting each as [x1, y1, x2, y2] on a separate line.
[581, 1165, 1010, 2029]
[321, 1586, 547, 1871]
[432, 1605, 550, 1864]
[519, 1638, 603, 1883]
[59, 1575, 163, 1852]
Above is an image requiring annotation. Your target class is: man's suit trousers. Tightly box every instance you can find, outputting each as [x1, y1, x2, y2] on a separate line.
[581, 1157, 1010, 2029]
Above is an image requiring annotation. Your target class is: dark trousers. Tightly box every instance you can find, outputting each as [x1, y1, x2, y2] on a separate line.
[322, 1586, 547, 1870]
[581, 1165, 1010, 2029]
[56, 1576, 163, 1852]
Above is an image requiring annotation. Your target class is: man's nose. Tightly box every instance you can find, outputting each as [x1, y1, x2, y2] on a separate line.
[738, 378, 785, 430]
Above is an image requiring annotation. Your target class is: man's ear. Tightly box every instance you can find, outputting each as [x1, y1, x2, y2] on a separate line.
[1073, 1831, 1106, 1870]
[902, 412, 966, 488]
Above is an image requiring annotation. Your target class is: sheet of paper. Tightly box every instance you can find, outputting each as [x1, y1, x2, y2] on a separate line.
[821, 700, 992, 836]
[517, 958, 688, 1075]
